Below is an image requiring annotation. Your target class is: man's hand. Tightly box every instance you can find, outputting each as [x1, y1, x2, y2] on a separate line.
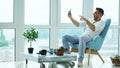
[79, 16, 95, 31]
[79, 15, 86, 21]
[67, 9, 79, 27]
[68, 9, 72, 18]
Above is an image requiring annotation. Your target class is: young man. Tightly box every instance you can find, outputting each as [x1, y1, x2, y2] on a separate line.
[62, 8, 105, 67]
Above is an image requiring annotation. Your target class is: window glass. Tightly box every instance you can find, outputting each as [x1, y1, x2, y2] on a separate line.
[100, 29, 118, 56]
[0, 0, 13, 22]
[61, 0, 82, 23]
[25, 0, 49, 25]
[94, 0, 119, 25]
[0, 29, 14, 62]
[24, 29, 49, 53]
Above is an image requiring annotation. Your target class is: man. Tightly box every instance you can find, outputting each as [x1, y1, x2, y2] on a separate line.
[62, 8, 105, 67]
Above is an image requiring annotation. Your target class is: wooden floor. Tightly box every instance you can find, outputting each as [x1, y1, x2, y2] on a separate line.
[0, 55, 120, 68]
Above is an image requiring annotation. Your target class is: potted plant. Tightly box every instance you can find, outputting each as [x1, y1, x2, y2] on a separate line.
[110, 55, 120, 66]
[55, 46, 67, 56]
[23, 28, 38, 54]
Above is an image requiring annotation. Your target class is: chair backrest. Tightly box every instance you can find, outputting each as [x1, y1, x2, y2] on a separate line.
[86, 19, 111, 50]
[100, 19, 111, 39]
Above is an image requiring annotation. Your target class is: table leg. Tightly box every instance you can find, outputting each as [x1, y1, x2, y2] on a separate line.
[40, 63, 45, 68]
[26, 59, 28, 64]
[48, 62, 57, 68]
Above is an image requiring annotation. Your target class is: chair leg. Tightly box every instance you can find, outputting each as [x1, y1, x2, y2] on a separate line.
[96, 51, 105, 63]
[88, 49, 91, 65]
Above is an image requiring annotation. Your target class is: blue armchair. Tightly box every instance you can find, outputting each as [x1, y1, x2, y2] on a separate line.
[71, 19, 111, 65]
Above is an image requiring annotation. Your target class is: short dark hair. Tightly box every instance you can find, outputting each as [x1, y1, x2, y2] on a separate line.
[96, 8, 104, 15]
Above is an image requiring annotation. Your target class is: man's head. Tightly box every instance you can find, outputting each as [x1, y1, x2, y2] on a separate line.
[93, 7, 104, 21]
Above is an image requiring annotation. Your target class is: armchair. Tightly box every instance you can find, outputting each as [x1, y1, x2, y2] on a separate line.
[71, 19, 111, 65]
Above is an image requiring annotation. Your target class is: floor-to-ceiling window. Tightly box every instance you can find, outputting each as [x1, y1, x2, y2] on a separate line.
[24, 0, 49, 53]
[0, 0, 14, 62]
[58, 0, 83, 47]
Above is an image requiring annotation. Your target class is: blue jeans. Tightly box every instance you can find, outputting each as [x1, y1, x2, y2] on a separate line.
[62, 34, 92, 62]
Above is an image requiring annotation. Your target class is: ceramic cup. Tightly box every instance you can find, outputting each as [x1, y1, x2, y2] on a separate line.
[49, 48, 54, 54]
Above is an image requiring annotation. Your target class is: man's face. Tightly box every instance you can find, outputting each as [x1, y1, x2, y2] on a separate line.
[93, 10, 103, 20]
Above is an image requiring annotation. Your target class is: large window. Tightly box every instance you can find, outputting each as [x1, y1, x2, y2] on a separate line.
[59, 0, 83, 47]
[0, 0, 14, 62]
[25, 0, 49, 25]
[0, 0, 13, 22]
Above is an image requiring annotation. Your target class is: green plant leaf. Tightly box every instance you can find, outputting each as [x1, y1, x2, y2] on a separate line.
[23, 27, 39, 47]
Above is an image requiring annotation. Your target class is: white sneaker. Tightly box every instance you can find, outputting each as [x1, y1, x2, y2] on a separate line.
[78, 61, 83, 67]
